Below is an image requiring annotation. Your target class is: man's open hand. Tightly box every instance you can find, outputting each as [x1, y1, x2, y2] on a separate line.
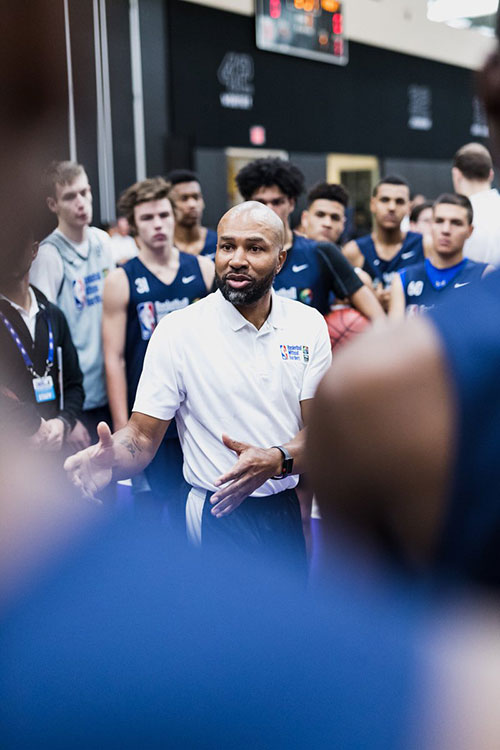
[64, 421, 115, 503]
[210, 434, 282, 518]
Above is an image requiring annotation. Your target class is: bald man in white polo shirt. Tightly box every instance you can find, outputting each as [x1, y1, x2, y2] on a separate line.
[65, 202, 332, 569]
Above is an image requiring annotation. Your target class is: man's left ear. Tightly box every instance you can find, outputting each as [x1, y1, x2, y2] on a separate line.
[277, 247, 287, 273]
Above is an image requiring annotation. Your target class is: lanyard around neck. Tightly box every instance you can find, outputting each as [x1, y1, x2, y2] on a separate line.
[0, 309, 54, 378]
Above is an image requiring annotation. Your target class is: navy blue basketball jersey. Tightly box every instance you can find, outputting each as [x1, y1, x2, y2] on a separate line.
[357, 231, 424, 287]
[123, 253, 206, 410]
[200, 228, 217, 260]
[274, 234, 361, 314]
[401, 258, 487, 315]
[428, 270, 500, 587]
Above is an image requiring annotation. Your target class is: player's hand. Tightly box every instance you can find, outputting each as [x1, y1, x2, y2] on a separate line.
[375, 285, 391, 312]
[66, 419, 91, 452]
[210, 434, 283, 518]
[28, 418, 51, 450]
[64, 421, 115, 503]
[44, 418, 65, 452]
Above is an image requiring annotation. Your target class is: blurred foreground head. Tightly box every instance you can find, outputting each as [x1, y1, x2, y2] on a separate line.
[0, 2, 67, 259]
[0, 1, 95, 609]
[477, 12, 500, 164]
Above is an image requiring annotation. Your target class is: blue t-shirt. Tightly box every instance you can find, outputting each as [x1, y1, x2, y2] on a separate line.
[401, 258, 487, 315]
[274, 234, 361, 314]
[0, 516, 427, 749]
[123, 253, 206, 413]
[357, 231, 424, 287]
[200, 228, 217, 260]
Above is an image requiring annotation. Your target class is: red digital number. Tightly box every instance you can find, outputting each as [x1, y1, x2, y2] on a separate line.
[332, 12, 343, 35]
[270, 0, 281, 18]
[333, 38, 343, 56]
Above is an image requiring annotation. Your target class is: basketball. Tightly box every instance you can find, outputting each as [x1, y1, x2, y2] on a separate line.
[325, 306, 370, 351]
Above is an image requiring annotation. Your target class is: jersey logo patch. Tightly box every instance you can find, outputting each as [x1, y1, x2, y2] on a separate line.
[73, 278, 87, 310]
[401, 251, 415, 260]
[292, 264, 308, 273]
[299, 288, 313, 305]
[135, 277, 150, 294]
[137, 302, 157, 340]
[280, 344, 309, 362]
[454, 281, 470, 288]
[182, 275, 196, 284]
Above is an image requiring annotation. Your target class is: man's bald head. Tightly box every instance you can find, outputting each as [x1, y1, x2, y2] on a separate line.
[218, 201, 285, 250]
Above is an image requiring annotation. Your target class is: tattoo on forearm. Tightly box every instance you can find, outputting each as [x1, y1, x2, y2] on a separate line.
[118, 437, 143, 459]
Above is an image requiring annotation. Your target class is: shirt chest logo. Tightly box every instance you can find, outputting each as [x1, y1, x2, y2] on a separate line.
[280, 344, 309, 362]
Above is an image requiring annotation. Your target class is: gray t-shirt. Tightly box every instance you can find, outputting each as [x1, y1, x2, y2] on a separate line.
[30, 227, 114, 410]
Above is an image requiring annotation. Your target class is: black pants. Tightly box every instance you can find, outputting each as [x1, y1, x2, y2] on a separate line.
[143, 437, 189, 533]
[202, 488, 307, 579]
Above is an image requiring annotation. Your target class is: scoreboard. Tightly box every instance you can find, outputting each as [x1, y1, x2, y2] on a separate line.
[256, 0, 348, 66]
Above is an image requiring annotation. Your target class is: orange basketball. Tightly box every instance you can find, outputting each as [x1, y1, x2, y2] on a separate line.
[324, 306, 370, 351]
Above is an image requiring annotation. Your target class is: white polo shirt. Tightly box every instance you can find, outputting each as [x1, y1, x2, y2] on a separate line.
[133, 289, 331, 496]
[464, 188, 500, 267]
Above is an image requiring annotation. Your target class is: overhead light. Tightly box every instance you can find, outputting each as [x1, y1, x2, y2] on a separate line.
[428, 0, 498, 23]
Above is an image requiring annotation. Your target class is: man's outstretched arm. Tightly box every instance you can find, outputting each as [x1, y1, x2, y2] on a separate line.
[64, 412, 170, 501]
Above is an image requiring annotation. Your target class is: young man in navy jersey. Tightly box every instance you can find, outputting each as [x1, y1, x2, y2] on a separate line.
[389, 194, 494, 318]
[102, 177, 214, 526]
[235, 158, 383, 321]
[300, 181, 349, 246]
[343, 175, 426, 311]
[166, 169, 218, 260]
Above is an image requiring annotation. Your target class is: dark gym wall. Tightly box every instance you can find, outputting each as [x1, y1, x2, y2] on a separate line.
[44, 0, 488, 228]
[48, 0, 136, 228]
[139, 0, 171, 175]
[167, 0, 481, 160]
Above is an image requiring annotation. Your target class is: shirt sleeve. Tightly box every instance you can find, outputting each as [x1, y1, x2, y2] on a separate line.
[300, 313, 332, 401]
[132, 315, 183, 421]
[316, 242, 363, 298]
[29, 244, 64, 302]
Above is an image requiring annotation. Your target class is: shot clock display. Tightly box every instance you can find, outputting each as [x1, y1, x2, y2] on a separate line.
[256, 0, 348, 66]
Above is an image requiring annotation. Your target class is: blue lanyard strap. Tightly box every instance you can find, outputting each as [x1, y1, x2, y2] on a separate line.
[0, 309, 54, 377]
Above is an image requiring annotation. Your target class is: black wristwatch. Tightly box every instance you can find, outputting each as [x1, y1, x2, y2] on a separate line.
[271, 445, 294, 479]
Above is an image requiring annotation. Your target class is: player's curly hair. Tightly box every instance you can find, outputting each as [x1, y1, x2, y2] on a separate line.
[117, 177, 171, 235]
[235, 158, 305, 201]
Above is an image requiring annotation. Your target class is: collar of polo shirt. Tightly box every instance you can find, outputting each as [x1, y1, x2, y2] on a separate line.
[215, 288, 285, 331]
